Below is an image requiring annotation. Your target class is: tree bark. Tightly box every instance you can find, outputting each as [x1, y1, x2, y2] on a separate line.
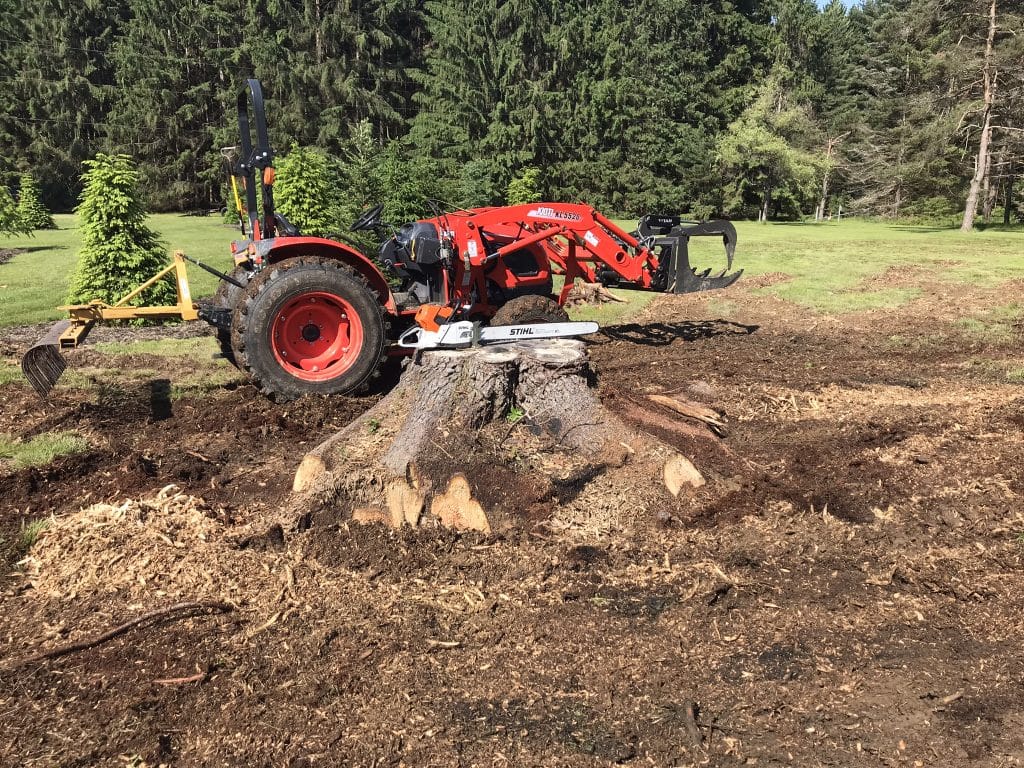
[1004, 163, 1015, 225]
[962, 0, 998, 232]
[760, 185, 771, 223]
[291, 340, 610, 532]
[982, 151, 997, 222]
[815, 133, 848, 221]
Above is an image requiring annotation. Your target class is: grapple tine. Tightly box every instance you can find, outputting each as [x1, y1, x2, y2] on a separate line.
[21, 320, 71, 398]
[676, 268, 743, 293]
[650, 217, 741, 294]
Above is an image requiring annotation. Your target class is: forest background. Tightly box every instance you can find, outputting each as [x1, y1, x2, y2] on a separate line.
[0, 0, 1021, 230]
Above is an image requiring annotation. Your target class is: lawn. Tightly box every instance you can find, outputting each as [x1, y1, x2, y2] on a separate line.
[1, 215, 1022, 327]
[727, 220, 1024, 312]
[0, 213, 238, 326]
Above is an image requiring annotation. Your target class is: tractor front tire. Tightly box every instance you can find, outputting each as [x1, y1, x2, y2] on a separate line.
[231, 257, 386, 401]
[490, 295, 570, 327]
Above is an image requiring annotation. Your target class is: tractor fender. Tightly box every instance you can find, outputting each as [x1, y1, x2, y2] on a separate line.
[261, 237, 396, 313]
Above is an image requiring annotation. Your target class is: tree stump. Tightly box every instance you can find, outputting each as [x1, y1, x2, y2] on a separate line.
[292, 339, 609, 533]
[564, 281, 626, 308]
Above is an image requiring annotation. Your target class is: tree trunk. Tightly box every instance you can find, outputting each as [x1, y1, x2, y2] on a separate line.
[1004, 164, 1015, 225]
[815, 166, 831, 222]
[760, 185, 771, 223]
[815, 133, 848, 221]
[291, 340, 611, 533]
[962, 0, 998, 232]
[982, 151, 997, 222]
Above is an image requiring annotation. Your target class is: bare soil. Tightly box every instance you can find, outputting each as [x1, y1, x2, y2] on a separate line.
[1, 278, 1023, 767]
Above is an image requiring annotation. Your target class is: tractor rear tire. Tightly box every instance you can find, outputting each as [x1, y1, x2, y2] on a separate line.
[230, 257, 386, 401]
[490, 295, 570, 327]
[212, 265, 251, 367]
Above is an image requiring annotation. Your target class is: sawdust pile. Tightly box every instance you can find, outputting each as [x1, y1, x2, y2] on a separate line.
[24, 485, 275, 604]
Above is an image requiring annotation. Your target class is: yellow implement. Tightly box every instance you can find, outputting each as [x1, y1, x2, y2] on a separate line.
[22, 251, 200, 397]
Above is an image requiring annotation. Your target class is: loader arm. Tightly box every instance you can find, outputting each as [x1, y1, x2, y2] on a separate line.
[441, 203, 738, 304]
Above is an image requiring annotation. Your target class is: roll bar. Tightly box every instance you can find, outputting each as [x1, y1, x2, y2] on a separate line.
[236, 79, 276, 240]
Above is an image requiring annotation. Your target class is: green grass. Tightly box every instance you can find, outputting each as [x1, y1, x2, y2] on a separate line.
[19, 518, 51, 551]
[1, 516, 52, 568]
[954, 302, 1021, 342]
[0, 431, 89, 468]
[1006, 367, 1024, 383]
[3, 216, 1023, 329]
[93, 336, 221, 358]
[0, 213, 237, 326]
[0, 361, 22, 386]
[553, 273, 658, 325]
[729, 220, 1024, 313]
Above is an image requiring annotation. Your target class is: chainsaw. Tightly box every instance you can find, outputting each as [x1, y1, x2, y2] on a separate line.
[398, 319, 598, 350]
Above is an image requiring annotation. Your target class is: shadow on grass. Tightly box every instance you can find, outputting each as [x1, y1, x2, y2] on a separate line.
[766, 221, 837, 226]
[594, 319, 759, 347]
[1, 245, 69, 254]
[887, 225, 956, 234]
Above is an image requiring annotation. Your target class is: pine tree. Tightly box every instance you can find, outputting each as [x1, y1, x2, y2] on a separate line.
[506, 168, 543, 205]
[4, 0, 126, 211]
[374, 142, 445, 224]
[105, 0, 238, 211]
[274, 145, 344, 237]
[67, 154, 173, 306]
[337, 121, 383, 227]
[16, 172, 56, 230]
[1, 184, 29, 237]
[265, 0, 421, 147]
[456, 160, 499, 209]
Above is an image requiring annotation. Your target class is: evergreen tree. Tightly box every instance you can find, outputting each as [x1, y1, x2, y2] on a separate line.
[0, 185, 30, 237]
[408, 0, 528, 189]
[337, 121, 383, 228]
[105, 0, 238, 211]
[67, 154, 173, 306]
[274, 145, 344, 237]
[506, 168, 543, 205]
[4, 0, 127, 210]
[16, 173, 56, 230]
[374, 142, 446, 223]
[263, 0, 421, 147]
[4, 0, 1015, 223]
[456, 160, 499, 209]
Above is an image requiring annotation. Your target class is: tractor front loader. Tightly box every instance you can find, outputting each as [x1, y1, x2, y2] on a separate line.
[23, 78, 743, 402]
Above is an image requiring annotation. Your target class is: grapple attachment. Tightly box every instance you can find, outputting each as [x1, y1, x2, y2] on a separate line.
[21, 320, 73, 398]
[638, 215, 743, 293]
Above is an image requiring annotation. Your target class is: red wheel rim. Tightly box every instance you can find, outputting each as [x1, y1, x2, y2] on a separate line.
[270, 292, 364, 382]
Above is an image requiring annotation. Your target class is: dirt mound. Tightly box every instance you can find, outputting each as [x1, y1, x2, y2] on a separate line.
[24, 486, 267, 604]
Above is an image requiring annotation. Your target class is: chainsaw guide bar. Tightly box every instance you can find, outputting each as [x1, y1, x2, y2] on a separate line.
[397, 321, 599, 351]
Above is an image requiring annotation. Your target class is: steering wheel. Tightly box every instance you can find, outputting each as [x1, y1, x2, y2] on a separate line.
[350, 203, 385, 232]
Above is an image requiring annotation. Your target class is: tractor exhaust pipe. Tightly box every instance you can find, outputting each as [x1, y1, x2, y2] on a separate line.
[21, 320, 72, 398]
[637, 215, 743, 293]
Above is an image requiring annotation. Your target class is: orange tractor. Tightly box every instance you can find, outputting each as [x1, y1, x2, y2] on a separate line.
[23, 80, 741, 401]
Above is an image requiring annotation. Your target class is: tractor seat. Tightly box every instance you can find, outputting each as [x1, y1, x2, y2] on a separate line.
[275, 213, 300, 237]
